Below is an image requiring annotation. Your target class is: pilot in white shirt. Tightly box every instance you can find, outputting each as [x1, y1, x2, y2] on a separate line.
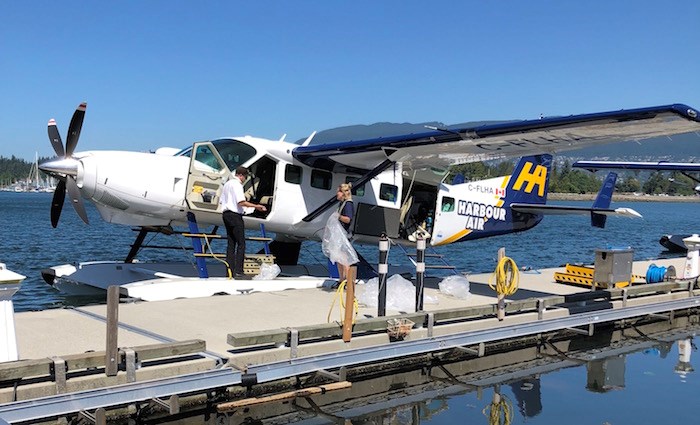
[219, 166, 266, 279]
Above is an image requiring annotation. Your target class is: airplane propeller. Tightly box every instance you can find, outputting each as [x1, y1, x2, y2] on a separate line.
[42, 102, 90, 227]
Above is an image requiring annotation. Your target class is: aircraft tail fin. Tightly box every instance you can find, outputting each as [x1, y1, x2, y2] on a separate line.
[591, 172, 617, 228]
[505, 154, 552, 205]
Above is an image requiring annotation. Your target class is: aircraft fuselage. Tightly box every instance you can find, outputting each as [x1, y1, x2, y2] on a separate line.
[62, 136, 553, 247]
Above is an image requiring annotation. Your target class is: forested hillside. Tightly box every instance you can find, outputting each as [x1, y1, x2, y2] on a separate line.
[0, 156, 33, 184]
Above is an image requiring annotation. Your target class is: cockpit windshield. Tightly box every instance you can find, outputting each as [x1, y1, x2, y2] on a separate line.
[177, 138, 257, 171]
[212, 139, 257, 170]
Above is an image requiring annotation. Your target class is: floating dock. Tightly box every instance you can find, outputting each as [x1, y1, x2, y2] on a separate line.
[1, 256, 698, 423]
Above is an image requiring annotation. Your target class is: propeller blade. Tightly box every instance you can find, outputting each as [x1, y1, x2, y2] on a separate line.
[65, 102, 87, 157]
[50, 179, 66, 228]
[66, 176, 89, 225]
[48, 119, 65, 157]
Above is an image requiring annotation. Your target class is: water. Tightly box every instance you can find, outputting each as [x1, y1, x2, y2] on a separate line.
[2, 191, 696, 312]
[1, 192, 699, 423]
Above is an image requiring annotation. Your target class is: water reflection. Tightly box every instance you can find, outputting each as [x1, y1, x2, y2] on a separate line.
[148, 317, 698, 424]
[586, 356, 625, 392]
[674, 338, 695, 381]
[509, 377, 541, 418]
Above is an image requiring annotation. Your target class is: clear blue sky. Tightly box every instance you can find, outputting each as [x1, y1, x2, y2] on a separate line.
[2, 1, 699, 161]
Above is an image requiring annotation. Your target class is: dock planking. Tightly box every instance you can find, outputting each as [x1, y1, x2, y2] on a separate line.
[0, 339, 206, 382]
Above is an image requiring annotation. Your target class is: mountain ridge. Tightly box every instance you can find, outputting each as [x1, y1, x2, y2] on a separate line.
[299, 122, 700, 162]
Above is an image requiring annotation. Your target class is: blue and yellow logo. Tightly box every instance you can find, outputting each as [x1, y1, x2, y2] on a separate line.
[512, 162, 547, 197]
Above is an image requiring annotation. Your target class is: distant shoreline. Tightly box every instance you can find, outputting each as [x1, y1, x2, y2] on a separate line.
[548, 192, 700, 203]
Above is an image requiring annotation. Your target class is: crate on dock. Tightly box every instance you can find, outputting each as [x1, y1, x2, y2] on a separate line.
[387, 318, 414, 339]
[594, 248, 634, 289]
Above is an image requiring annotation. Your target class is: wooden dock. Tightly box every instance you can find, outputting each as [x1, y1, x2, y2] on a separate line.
[0, 256, 696, 423]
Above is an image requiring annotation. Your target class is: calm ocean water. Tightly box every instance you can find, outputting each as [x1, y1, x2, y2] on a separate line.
[1, 191, 699, 424]
[2, 191, 697, 311]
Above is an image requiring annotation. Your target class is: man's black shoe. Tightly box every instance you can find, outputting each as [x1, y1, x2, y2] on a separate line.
[234, 273, 252, 280]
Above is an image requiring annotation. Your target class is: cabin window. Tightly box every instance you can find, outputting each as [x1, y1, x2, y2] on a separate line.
[311, 169, 332, 190]
[441, 196, 455, 212]
[345, 177, 365, 197]
[379, 183, 398, 202]
[212, 138, 257, 171]
[285, 165, 303, 184]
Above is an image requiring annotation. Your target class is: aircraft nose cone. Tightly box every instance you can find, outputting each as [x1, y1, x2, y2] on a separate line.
[39, 158, 79, 177]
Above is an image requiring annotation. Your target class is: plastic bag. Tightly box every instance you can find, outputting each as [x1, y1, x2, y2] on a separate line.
[357, 274, 437, 312]
[253, 263, 281, 280]
[321, 211, 359, 266]
[438, 275, 470, 299]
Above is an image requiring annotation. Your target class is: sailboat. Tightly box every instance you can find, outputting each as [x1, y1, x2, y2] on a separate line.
[27, 152, 55, 192]
[26, 153, 41, 192]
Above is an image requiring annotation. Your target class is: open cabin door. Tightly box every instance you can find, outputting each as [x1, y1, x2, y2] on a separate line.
[430, 176, 509, 246]
[185, 142, 231, 214]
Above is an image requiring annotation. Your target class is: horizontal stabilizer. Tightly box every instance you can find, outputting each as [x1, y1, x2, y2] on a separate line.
[573, 160, 700, 172]
[612, 207, 643, 218]
[510, 203, 642, 219]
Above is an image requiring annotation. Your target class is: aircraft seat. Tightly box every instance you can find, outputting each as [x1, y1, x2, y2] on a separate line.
[244, 176, 260, 201]
[259, 195, 273, 207]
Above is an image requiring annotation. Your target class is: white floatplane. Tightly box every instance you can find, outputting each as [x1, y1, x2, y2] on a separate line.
[37, 103, 700, 299]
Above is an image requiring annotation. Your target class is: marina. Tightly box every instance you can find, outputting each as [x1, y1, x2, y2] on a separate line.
[2, 4, 700, 424]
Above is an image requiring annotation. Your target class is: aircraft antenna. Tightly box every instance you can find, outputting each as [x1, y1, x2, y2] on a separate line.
[301, 131, 317, 147]
[424, 125, 466, 140]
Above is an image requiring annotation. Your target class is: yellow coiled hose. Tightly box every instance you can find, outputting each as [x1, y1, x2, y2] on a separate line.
[483, 393, 513, 425]
[327, 280, 359, 324]
[488, 256, 519, 296]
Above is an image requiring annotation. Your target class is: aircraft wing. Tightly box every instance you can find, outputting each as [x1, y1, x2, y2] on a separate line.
[510, 204, 642, 218]
[293, 104, 700, 175]
[573, 160, 700, 172]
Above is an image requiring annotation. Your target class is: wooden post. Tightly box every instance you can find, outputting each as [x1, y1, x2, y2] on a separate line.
[342, 266, 356, 342]
[497, 248, 505, 321]
[105, 285, 120, 376]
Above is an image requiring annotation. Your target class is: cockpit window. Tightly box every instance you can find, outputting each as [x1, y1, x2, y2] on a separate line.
[212, 139, 257, 171]
[193, 145, 223, 171]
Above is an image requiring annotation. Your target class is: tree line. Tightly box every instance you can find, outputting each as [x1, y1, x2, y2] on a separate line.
[1, 155, 696, 195]
[0, 156, 35, 184]
[449, 159, 698, 196]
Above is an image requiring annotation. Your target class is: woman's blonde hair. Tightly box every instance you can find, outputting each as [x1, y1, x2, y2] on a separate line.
[339, 183, 352, 201]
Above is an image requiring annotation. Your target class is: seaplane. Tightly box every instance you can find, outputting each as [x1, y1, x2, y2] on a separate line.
[573, 158, 700, 253]
[38, 102, 700, 300]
